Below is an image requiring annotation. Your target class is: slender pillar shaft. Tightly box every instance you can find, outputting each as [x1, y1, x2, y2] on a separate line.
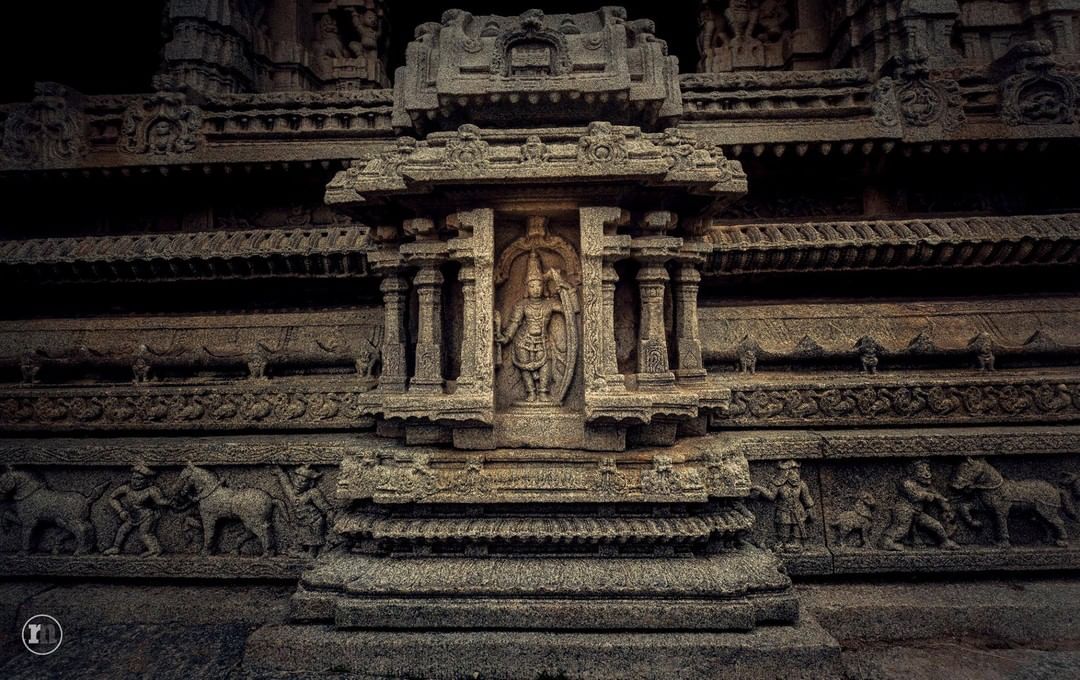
[636, 263, 675, 388]
[601, 263, 621, 378]
[378, 273, 409, 392]
[673, 264, 706, 384]
[410, 265, 444, 392]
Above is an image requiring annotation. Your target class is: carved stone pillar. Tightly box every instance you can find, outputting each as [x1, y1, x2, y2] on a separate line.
[410, 265, 444, 393]
[378, 273, 409, 392]
[673, 263, 706, 384]
[631, 211, 681, 390]
[635, 262, 675, 388]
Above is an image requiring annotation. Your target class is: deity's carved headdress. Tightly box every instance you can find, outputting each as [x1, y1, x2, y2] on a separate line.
[526, 250, 544, 286]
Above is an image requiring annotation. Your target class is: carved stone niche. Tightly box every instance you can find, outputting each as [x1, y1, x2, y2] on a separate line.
[392, 7, 683, 133]
[310, 0, 390, 90]
[697, 0, 798, 73]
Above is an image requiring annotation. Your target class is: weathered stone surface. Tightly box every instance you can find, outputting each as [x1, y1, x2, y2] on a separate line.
[1, 1, 1079, 676]
[244, 620, 843, 680]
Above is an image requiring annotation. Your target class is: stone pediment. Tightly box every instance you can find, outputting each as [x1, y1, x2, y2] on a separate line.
[325, 122, 746, 210]
[392, 7, 682, 132]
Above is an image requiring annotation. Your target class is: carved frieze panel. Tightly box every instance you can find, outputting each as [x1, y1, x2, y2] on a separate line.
[699, 296, 1080, 373]
[0, 382, 379, 432]
[0, 226, 373, 283]
[715, 374, 1080, 427]
[0, 310, 383, 386]
[747, 447, 1080, 576]
[0, 462, 341, 577]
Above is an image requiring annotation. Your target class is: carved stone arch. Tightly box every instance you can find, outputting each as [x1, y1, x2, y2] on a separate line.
[491, 20, 571, 78]
[494, 236, 581, 287]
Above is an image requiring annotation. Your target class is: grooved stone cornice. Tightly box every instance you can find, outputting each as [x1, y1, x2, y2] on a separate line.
[0, 226, 373, 282]
[704, 213, 1080, 274]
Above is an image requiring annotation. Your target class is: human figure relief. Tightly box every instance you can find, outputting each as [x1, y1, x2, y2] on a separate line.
[496, 250, 577, 404]
[751, 459, 815, 552]
[274, 465, 334, 558]
[881, 460, 960, 551]
[103, 464, 170, 557]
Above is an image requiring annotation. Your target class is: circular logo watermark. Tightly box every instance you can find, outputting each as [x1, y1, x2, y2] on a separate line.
[21, 614, 63, 656]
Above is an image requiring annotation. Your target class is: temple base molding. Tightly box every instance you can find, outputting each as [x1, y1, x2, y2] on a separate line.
[246, 619, 841, 680]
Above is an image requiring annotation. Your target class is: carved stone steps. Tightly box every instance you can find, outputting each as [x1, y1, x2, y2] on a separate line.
[295, 548, 794, 613]
[333, 595, 784, 632]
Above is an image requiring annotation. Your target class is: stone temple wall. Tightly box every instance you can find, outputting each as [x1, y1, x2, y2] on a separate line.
[0, 2, 1078, 677]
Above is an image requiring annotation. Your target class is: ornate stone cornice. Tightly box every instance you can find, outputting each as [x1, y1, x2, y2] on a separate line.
[703, 214, 1080, 275]
[0, 226, 373, 282]
[325, 123, 746, 210]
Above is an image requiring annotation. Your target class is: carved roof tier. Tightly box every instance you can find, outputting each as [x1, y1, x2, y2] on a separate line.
[2, 52, 1078, 173]
[325, 123, 746, 215]
[0, 226, 373, 283]
[392, 8, 681, 133]
[703, 213, 1080, 275]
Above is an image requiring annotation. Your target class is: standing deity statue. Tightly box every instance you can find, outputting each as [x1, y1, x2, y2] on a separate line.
[494, 251, 574, 405]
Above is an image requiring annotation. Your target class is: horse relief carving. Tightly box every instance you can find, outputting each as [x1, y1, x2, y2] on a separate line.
[950, 457, 1076, 548]
[0, 466, 107, 555]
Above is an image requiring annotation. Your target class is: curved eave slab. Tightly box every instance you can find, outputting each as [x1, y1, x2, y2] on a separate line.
[0, 226, 373, 283]
[703, 213, 1080, 275]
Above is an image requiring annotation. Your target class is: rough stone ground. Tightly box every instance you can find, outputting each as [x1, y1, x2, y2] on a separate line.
[1, 578, 1077, 679]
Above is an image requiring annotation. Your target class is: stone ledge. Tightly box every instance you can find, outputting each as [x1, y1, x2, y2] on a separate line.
[801, 578, 1080, 646]
[243, 620, 842, 680]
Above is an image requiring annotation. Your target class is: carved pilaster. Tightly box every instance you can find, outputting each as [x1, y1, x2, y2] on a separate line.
[411, 265, 444, 393]
[448, 208, 495, 396]
[579, 207, 631, 393]
[401, 218, 447, 394]
[378, 274, 409, 392]
[600, 263, 621, 379]
[673, 263, 706, 384]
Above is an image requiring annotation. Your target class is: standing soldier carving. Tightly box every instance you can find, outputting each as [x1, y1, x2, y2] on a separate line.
[274, 465, 333, 558]
[496, 251, 573, 403]
[751, 459, 815, 552]
[103, 464, 170, 557]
